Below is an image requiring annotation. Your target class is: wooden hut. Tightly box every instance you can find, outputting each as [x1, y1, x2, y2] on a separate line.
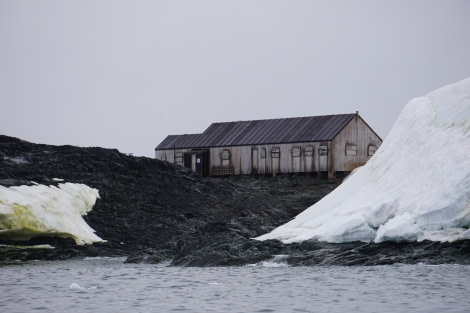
[155, 112, 382, 178]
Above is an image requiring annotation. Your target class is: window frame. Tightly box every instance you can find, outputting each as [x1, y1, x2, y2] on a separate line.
[304, 146, 314, 156]
[260, 148, 266, 159]
[271, 147, 280, 158]
[174, 152, 183, 164]
[221, 149, 231, 161]
[291, 146, 301, 157]
[368, 145, 377, 156]
[345, 144, 357, 156]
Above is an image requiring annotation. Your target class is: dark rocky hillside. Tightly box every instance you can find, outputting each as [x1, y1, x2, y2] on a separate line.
[1, 135, 469, 266]
[0, 135, 335, 262]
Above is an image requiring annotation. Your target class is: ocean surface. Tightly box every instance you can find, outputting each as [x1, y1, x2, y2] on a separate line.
[1, 257, 468, 313]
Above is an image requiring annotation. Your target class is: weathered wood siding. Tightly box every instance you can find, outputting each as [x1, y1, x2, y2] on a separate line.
[155, 149, 174, 162]
[209, 142, 333, 176]
[330, 115, 382, 173]
[156, 114, 382, 177]
[208, 116, 381, 177]
[155, 148, 193, 170]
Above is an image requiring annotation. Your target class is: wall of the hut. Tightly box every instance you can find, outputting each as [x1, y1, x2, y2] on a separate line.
[209, 142, 332, 176]
[330, 115, 382, 173]
[155, 148, 191, 169]
[156, 115, 381, 177]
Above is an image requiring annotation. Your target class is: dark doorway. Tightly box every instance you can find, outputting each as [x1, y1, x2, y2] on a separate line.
[183, 153, 192, 169]
[195, 151, 209, 177]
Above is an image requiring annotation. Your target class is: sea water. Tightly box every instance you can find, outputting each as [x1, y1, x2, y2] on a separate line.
[1, 258, 468, 313]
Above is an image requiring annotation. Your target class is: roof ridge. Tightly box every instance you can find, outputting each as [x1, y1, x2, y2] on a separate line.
[208, 113, 356, 125]
[155, 113, 360, 150]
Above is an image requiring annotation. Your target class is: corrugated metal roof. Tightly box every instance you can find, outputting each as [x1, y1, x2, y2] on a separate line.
[155, 114, 356, 150]
[155, 134, 202, 149]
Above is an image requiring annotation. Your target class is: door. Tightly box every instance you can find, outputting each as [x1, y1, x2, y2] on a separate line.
[304, 146, 314, 173]
[195, 151, 209, 177]
[271, 147, 280, 175]
[292, 147, 301, 173]
[251, 148, 258, 174]
[183, 153, 192, 169]
[319, 144, 329, 177]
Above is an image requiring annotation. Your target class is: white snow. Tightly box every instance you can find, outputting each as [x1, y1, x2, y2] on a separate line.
[0, 183, 104, 245]
[256, 77, 470, 244]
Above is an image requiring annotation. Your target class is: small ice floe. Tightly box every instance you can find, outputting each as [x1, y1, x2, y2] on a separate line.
[52, 178, 64, 182]
[249, 255, 290, 268]
[69, 283, 85, 290]
[69, 283, 97, 291]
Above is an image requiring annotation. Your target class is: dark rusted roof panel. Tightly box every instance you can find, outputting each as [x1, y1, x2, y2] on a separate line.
[157, 114, 357, 149]
[155, 134, 202, 150]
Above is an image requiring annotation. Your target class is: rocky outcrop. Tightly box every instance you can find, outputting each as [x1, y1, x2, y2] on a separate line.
[1, 135, 469, 266]
[0, 135, 333, 263]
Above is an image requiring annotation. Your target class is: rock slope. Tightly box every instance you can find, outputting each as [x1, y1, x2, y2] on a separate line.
[1, 135, 469, 266]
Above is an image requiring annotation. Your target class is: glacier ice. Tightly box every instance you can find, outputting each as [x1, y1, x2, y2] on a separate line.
[256, 77, 470, 244]
[0, 183, 104, 245]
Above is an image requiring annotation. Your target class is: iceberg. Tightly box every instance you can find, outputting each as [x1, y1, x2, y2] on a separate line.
[256, 77, 470, 244]
[0, 183, 104, 245]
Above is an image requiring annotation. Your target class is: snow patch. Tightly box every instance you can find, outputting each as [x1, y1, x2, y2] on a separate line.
[256, 77, 470, 244]
[0, 183, 104, 245]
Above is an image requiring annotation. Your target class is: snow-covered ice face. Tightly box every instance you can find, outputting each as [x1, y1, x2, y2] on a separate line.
[0, 183, 104, 245]
[256, 77, 470, 244]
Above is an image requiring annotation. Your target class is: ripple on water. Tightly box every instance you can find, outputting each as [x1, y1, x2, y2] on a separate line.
[0, 260, 469, 313]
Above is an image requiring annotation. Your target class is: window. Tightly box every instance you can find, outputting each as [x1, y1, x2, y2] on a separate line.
[221, 150, 231, 160]
[271, 147, 280, 158]
[346, 145, 357, 156]
[368, 145, 377, 156]
[304, 146, 314, 156]
[175, 152, 183, 164]
[319, 145, 328, 156]
[292, 147, 301, 157]
[160, 153, 167, 161]
[260, 148, 266, 159]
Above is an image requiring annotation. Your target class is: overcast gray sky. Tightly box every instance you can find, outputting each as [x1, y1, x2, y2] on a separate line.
[1, 1, 469, 157]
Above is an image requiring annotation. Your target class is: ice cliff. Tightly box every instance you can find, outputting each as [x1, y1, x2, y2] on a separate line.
[257, 77, 470, 244]
[0, 183, 104, 245]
